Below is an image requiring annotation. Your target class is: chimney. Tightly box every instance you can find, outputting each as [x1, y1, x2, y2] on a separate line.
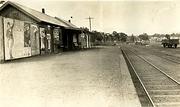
[42, 8, 45, 14]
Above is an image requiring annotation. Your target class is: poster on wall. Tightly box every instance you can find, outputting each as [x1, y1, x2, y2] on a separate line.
[58, 29, 63, 47]
[30, 24, 40, 55]
[46, 27, 51, 51]
[79, 32, 86, 48]
[4, 18, 31, 60]
[47, 33, 51, 50]
[53, 28, 59, 44]
[40, 27, 46, 51]
[53, 28, 60, 53]
[24, 23, 31, 47]
[73, 34, 77, 42]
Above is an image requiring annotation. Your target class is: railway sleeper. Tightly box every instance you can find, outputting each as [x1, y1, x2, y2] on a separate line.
[143, 81, 177, 85]
[138, 74, 168, 78]
[155, 102, 180, 107]
[145, 85, 180, 90]
[142, 78, 175, 82]
[152, 95, 180, 103]
[149, 90, 180, 95]
[141, 77, 167, 80]
[138, 74, 165, 77]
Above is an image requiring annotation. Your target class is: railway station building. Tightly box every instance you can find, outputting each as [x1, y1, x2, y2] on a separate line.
[0, 1, 82, 62]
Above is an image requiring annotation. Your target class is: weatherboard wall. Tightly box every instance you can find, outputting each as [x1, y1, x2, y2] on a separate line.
[0, 5, 37, 24]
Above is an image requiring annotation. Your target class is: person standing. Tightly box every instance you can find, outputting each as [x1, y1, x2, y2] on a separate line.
[24, 24, 31, 47]
[6, 19, 15, 59]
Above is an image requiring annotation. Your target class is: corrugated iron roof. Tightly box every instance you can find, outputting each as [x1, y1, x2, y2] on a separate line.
[55, 17, 80, 30]
[0, 1, 80, 30]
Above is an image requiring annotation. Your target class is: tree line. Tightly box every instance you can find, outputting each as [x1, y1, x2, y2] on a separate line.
[80, 27, 128, 43]
[81, 27, 180, 44]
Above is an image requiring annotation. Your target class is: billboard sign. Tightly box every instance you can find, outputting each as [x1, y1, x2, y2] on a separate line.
[4, 18, 31, 60]
[31, 24, 40, 55]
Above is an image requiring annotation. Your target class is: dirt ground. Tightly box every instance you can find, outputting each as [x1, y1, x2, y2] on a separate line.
[0, 46, 140, 107]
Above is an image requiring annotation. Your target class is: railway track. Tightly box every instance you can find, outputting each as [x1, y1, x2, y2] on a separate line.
[132, 45, 180, 64]
[121, 47, 180, 107]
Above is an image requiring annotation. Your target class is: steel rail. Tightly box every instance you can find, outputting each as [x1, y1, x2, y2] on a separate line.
[160, 56, 180, 64]
[133, 45, 180, 64]
[121, 48, 155, 107]
[127, 48, 180, 85]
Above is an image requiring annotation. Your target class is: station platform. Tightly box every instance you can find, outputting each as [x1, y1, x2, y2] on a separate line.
[118, 49, 142, 107]
[0, 46, 141, 107]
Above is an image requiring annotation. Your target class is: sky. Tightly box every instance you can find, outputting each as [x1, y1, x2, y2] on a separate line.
[3, 0, 180, 35]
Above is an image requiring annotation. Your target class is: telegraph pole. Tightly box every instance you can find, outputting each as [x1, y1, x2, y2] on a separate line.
[85, 16, 94, 31]
[85, 16, 94, 48]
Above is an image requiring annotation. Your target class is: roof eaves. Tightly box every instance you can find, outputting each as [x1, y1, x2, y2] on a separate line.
[55, 17, 71, 27]
[62, 20, 78, 28]
[64, 27, 81, 31]
[0, 1, 41, 22]
[0, 1, 78, 28]
[12, 2, 68, 27]
[55, 17, 80, 30]
[8, 1, 41, 22]
[0, 1, 7, 11]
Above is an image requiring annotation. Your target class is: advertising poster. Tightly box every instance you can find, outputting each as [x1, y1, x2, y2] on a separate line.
[73, 34, 77, 43]
[53, 28, 59, 44]
[46, 27, 51, 51]
[79, 32, 86, 48]
[0, 16, 4, 61]
[47, 33, 51, 50]
[4, 18, 31, 60]
[58, 29, 63, 47]
[40, 27, 46, 50]
[53, 28, 60, 53]
[73, 34, 78, 47]
[30, 24, 40, 55]
[24, 23, 31, 47]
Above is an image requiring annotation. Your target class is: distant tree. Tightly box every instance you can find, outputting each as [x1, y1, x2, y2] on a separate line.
[153, 33, 160, 37]
[80, 27, 89, 32]
[103, 33, 109, 42]
[101, 32, 106, 42]
[112, 31, 117, 36]
[165, 34, 170, 39]
[139, 33, 149, 41]
[112, 31, 120, 41]
[90, 32, 96, 43]
[111, 31, 128, 42]
[119, 32, 128, 42]
[92, 31, 103, 42]
[170, 33, 176, 37]
[108, 34, 113, 41]
[130, 34, 135, 42]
